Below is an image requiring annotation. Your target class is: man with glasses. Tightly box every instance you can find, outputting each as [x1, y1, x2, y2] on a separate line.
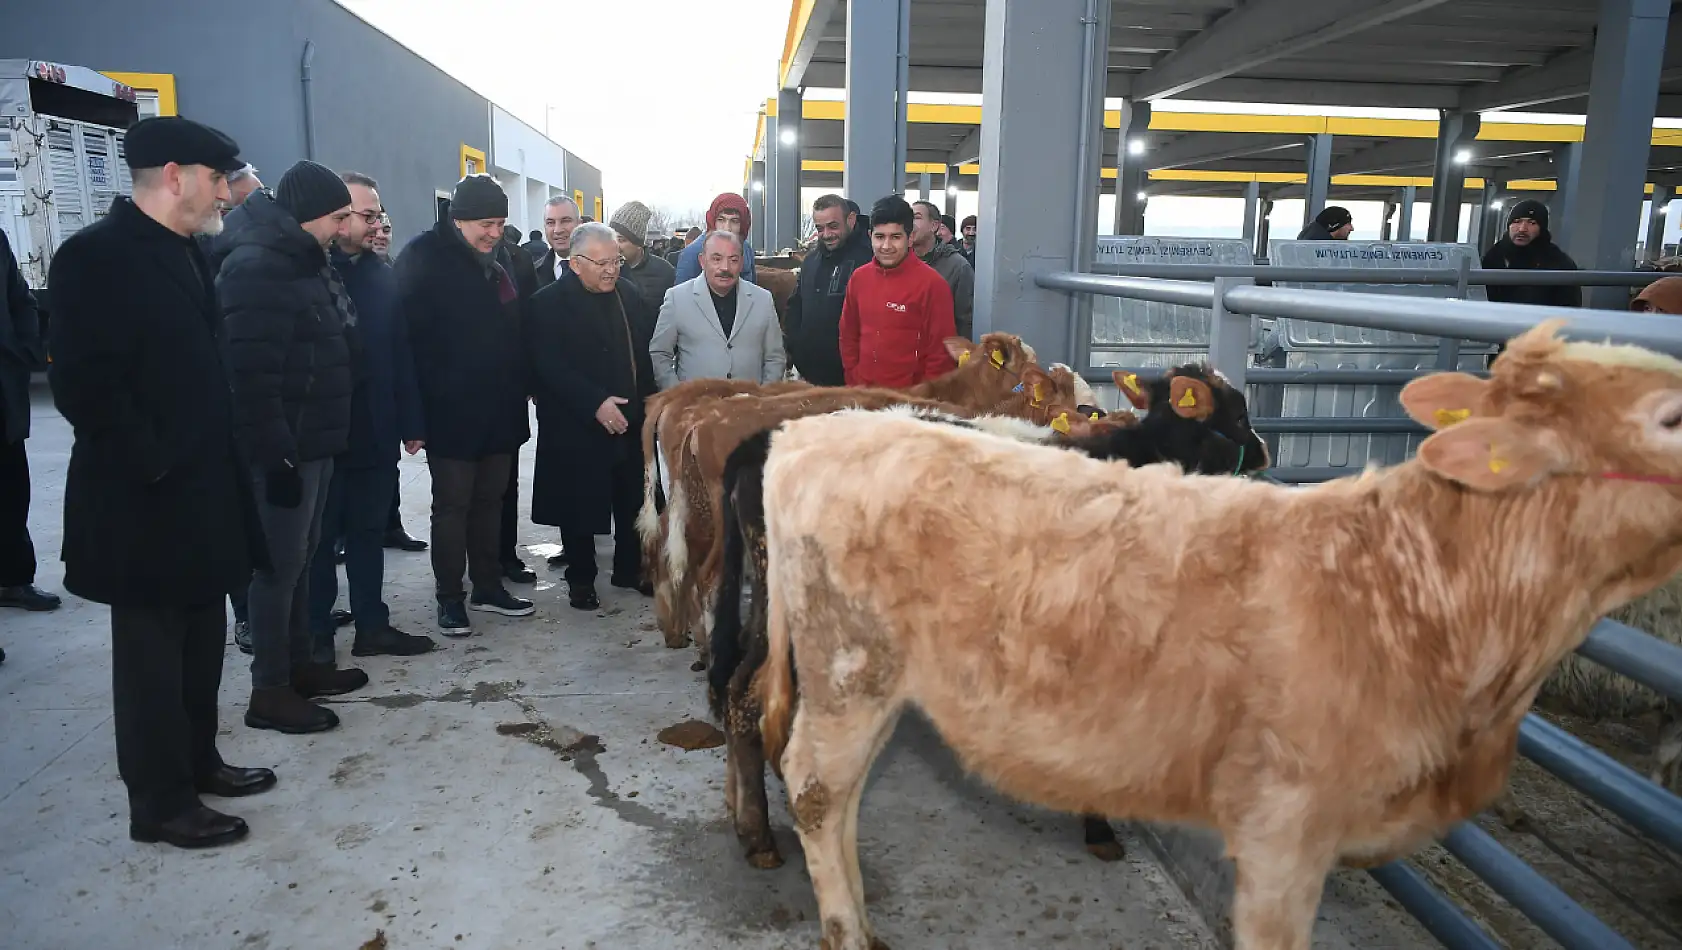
[525, 222, 657, 610]
[215, 159, 360, 734]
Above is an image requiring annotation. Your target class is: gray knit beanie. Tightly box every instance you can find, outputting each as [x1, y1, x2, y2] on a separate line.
[609, 200, 653, 248]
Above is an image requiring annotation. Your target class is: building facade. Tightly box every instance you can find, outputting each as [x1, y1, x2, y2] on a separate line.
[5, 0, 602, 249]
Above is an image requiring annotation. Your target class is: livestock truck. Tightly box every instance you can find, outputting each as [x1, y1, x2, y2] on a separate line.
[1, 59, 141, 368]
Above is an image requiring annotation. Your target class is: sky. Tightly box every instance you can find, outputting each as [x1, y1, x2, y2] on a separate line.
[340, 0, 788, 220]
[338, 0, 1678, 249]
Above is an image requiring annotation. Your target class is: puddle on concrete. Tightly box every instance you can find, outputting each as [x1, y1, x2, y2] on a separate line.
[534, 580, 556, 591]
[363, 680, 521, 709]
[525, 542, 562, 559]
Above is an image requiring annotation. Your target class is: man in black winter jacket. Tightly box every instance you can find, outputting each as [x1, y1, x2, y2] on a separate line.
[395, 174, 535, 633]
[0, 227, 60, 615]
[215, 160, 360, 736]
[1482, 199, 1581, 367]
[785, 194, 874, 386]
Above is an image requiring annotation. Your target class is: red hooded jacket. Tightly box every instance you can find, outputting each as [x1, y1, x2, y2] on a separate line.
[839, 252, 958, 388]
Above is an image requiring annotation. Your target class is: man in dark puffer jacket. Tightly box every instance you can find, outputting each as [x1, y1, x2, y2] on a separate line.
[215, 160, 360, 735]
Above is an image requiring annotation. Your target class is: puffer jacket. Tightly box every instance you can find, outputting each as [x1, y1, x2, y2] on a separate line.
[919, 240, 975, 341]
[213, 191, 353, 468]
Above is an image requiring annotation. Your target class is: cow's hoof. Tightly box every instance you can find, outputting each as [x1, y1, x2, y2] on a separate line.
[663, 633, 691, 649]
[1086, 840, 1126, 862]
[690, 659, 708, 672]
[746, 847, 785, 870]
[870, 940, 892, 950]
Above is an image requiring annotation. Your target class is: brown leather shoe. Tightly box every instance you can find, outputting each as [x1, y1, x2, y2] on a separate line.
[291, 663, 369, 698]
[245, 686, 339, 734]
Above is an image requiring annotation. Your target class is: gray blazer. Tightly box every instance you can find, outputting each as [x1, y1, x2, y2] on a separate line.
[649, 276, 786, 390]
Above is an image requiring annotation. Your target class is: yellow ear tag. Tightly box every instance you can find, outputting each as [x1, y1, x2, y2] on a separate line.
[1177, 388, 1197, 408]
[1051, 413, 1071, 434]
[1031, 382, 1043, 405]
[1121, 373, 1140, 393]
[1487, 447, 1508, 474]
[958, 350, 971, 366]
[1435, 408, 1471, 427]
[989, 349, 1005, 368]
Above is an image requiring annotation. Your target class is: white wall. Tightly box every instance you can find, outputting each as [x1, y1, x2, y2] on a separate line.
[490, 105, 568, 231]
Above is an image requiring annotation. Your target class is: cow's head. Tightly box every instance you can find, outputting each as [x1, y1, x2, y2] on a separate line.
[1113, 364, 1270, 476]
[946, 333, 1038, 377]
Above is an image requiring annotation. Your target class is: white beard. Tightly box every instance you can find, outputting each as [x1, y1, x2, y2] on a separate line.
[193, 209, 225, 238]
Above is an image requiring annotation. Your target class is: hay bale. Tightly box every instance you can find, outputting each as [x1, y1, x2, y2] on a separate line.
[1539, 573, 1682, 718]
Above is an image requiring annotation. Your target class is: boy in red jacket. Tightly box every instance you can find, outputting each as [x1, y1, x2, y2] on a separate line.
[839, 195, 958, 387]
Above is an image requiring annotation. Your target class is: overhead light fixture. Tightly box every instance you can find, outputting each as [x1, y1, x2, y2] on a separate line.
[1490, 199, 1504, 210]
[1127, 138, 1146, 156]
[1454, 149, 1472, 164]
[1136, 191, 1148, 201]
[751, 180, 764, 192]
[946, 185, 960, 198]
[779, 128, 797, 146]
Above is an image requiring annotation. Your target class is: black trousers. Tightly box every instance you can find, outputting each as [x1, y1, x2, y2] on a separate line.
[387, 488, 404, 534]
[500, 455, 520, 565]
[0, 437, 36, 587]
[560, 454, 643, 586]
[111, 602, 227, 824]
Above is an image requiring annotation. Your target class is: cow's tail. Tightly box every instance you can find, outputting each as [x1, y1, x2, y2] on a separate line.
[708, 428, 772, 719]
[760, 449, 797, 780]
[637, 399, 667, 549]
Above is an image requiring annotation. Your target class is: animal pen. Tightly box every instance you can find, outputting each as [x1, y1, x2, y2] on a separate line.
[1037, 242, 1682, 950]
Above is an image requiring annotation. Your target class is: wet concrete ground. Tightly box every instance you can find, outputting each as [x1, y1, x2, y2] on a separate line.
[1, 383, 1216, 950]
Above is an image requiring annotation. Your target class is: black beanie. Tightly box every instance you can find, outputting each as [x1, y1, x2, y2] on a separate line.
[1507, 199, 1549, 231]
[1314, 205, 1353, 230]
[450, 174, 508, 220]
[274, 160, 351, 223]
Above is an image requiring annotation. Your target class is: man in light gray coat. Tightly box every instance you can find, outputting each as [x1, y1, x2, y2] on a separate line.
[649, 230, 785, 390]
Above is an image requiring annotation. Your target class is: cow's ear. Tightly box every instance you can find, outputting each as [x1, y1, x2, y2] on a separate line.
[981, 337, 1012, 370]
[946, 337, 977, 367]
[1417, 417, 1561, 491]
[1168, 376, 1216, 421]
[1113, 370, 1150, 411]
[1018, 366, 1053, 407]
[1047, 406, 1092, 438]
[1401, 372, 1493, 430]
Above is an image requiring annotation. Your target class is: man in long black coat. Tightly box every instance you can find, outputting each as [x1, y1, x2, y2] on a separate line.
[47, 116, 273, 849]
[526, 222, 657, 610]
[395, 175, 535, 633]
[0, 226, 61, 615]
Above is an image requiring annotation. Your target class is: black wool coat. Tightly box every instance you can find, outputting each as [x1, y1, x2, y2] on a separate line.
[47, 197, 267, 607]
[526, 269, 657, 536]
[212, 192, 354, 468]
[0, 227, 41, 445]
[394, 219, 531, 461]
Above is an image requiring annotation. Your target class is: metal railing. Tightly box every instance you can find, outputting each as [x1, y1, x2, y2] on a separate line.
[1037, 263, 1682, 950]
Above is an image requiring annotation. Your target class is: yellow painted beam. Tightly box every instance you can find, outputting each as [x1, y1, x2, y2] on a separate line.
[100, 71, 177, 115]
[801, 160, 982, 174]
[779, 0, 819, 91]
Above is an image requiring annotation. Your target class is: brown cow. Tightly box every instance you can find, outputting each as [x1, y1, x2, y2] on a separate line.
[754, 267, 800, 332]
[756, 319, 1682, 949]
[708, 365, 1269, 871]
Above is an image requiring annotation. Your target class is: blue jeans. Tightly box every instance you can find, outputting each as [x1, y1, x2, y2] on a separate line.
[308, 464, 396, 663]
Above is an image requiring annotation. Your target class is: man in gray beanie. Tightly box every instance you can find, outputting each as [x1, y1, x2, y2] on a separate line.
[395, 174, 535, 634]
[214, 159, 360, 734]
[609, 199, 676, 310]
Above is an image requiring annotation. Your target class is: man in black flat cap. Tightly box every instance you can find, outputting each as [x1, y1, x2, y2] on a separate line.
[1297, 205, 1354, 240]
[215, 159, 361, 735]
[395, 174, 534, 634]
[48, 115, 273, 849]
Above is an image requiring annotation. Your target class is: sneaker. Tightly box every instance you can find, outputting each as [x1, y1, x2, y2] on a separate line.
[469, 587, 535, 617]
[0, 585, 62, 611]
[233, 620, 253, 655]
[352, 626, 437, 657]
[503, 560, 537, 584]
[437, 598, 472, 636]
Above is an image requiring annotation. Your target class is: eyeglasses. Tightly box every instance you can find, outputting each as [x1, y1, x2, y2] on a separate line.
[353, 210, 383, 224]
[573, 253, 625, 270]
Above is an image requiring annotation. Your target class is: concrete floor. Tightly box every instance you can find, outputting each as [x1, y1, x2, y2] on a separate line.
[0, 382, 1217, 950]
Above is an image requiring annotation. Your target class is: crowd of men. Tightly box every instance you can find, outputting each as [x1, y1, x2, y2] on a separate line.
[0, 111, 987, 850]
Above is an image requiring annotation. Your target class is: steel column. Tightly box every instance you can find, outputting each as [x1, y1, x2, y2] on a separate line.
[1241, 180, 1260, 246]
[945, 165, 959, 217]
[749, 159, 766, 250]
[1112, 99, 1151, 236]
[1550, 142, 1583, 250]
[843, 0, 910, 206]
[1302, 132, 1333, 228]
[977, 0, 1109, 368]
[1428, 111, 1479, 243]
[764, 112, 780, 251]
[1380, 199, 1396, 240]
[1646, 186, 1673, 261]
[1256, 197, 1274, 259]
[1398, 184, 1417, 241]
[1564, 0, 1669, 308]
[918, 171, 931, 201]
[775, 88, 802, 254]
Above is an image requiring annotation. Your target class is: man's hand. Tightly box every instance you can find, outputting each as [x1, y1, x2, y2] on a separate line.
[404, 440, 424, 455]
[596, 396, 630, 435]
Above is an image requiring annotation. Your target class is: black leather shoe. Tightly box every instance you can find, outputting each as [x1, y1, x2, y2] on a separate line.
[546, 549, 569, 567]
[331, 609, 354, 628]
[130, 806, 249, 849]
[0, 585, 62, 611]
[196, 765, 277, 798]
[568, 585, 600, 611]
[610, 574, 654, 597]
[503, 560, 537, 584]
[384, 528, 428, 552]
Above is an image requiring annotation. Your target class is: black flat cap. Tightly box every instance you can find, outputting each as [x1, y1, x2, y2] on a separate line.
[124, 116, 243, 173]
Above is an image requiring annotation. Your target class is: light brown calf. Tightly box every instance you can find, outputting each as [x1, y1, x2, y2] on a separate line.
[757, 319, 1682, 949]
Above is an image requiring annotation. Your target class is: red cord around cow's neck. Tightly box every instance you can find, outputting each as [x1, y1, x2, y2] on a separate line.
[1600, 471, 1682, 486]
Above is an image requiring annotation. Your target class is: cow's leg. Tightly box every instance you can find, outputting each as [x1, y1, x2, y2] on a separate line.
[782, 702, 901, 950]
[1227, 820, 1336, 950]
[1082, 814, 1125, 861]
[1654, 706, 1681, 792]
[725, 722, 782, 869]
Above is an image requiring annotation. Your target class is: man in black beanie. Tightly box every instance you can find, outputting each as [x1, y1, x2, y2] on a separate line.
[1481, 198, 1580, 366]
[395, 174, 534, 633]
[215, 159, 361, 735]
[1297, 205, 1353, 240]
